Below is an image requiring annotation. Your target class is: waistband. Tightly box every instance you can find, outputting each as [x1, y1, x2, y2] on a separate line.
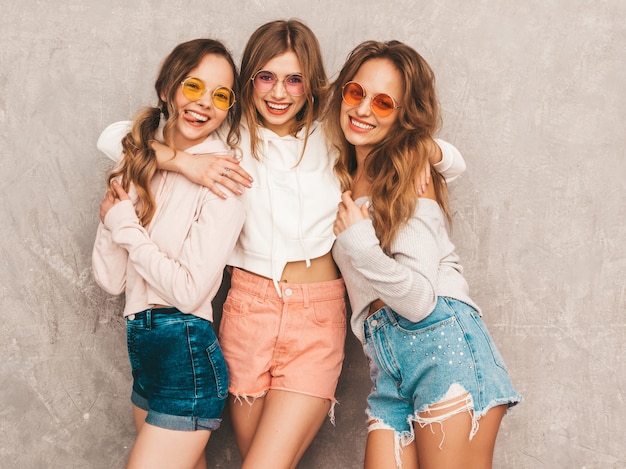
[230, 267, 345, 304]
[126, 307, 201, 329]
[363, 306, 395, 339]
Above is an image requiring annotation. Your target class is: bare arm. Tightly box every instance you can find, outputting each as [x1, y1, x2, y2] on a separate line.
[96, 121, 253, 199]
[151, 141, 252, 199]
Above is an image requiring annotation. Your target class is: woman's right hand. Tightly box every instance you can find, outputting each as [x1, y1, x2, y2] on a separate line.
[334, 191, 370, 236]
[193, 151, 253, 199]
[152, 141, 253, 199]
[100, 180, 130, 223]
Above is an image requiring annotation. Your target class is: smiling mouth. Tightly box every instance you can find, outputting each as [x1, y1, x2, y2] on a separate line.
[350, 116, 374, 130]
[185, 110, 208, 122]
[266, 101, 290, 112]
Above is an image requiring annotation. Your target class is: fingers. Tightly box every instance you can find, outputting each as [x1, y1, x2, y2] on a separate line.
[334, 191, 371, 236]
[224, 160, 253, 184]
[425, 163, 432, 185]
[110, 180, 130, 200]
[209, 168, 249, 199]
[360, 200, 371, 218]
[340, 190, 353, 204]
[208, 160, 255, 199]
[219, 164, 253, 187]
[100, 191, 115, 223]
[415, 165, 432, 196]
[198, 152, 253, 185]
[206, 180, 230, 200]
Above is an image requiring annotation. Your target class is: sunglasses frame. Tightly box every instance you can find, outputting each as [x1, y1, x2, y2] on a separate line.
[180, 76, 236, 110]
[251, 70, 306, 97]
[341, 81, 401, 117]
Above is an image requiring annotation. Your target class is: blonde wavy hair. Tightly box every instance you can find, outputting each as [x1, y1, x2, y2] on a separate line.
[324, 40, 451, 254]
[108, 39, 241, 226]
[238, 19, 327, 162]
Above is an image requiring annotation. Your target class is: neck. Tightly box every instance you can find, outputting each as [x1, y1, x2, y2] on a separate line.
[351, 150, 372, 198]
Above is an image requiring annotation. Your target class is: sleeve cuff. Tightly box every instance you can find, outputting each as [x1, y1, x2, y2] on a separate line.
[97, 121, 132, 162]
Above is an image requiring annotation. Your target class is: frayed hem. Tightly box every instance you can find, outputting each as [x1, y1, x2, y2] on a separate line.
[412, 383, 521, 450]
[366, 411, 413, 469]
[231, 389, 338, 425]
[230, 390, 268, 407]
[412, 384, 476, 449]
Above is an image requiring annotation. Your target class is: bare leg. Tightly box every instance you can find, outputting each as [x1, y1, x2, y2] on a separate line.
[414, 399, 507, 469]
[228, 394, 266, 458]
[132, 405, 148, 433]
[235, 390, 331, 469]
[128, 404, 209, 469]
[365, 427, 418, 469]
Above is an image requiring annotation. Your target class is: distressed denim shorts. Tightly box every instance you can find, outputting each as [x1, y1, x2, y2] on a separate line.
[363, 297, 521, 443]
[126, 307, 229, 431]
[219, 268, 347, 402]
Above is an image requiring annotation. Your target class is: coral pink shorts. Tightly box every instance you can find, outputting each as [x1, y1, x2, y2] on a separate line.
[219, 268, 347, 401]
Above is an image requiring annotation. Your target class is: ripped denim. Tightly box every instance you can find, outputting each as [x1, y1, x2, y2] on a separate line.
[363, 297, 521, 468]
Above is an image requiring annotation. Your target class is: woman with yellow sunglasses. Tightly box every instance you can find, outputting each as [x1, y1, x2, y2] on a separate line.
[93, 38, 244, 469]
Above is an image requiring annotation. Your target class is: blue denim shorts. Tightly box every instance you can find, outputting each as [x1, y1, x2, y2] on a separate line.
[363, 297, 521, 442]
[126, 308, 228, 431]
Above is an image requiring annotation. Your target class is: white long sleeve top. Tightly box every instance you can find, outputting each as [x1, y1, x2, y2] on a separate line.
[332, 198, 480, 344]
[92, 133, 245, 321]
[227, 122, 340, 291]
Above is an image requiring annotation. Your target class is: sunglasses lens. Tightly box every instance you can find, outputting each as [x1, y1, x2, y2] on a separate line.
[213, 86, 235, 110]
[371, 94, 395, 117]
[182, 77, 204, 101]
[253, 71, 305, 96]
[284, 74, 304, 96]
[342, 82, 365, 105]
[253, 71, 276, 92]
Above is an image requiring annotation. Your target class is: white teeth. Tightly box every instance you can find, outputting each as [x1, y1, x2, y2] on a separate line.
[267, 102, 289, 110]
[350, 117, 374, 130]
[186, 110, 208, 122]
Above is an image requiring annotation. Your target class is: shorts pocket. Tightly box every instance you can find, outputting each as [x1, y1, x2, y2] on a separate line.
[222, 291, 250, 318]
[311, 297, 347, 327]
[206, 338, 229, 399]
[126, 324, 142, 380]
[468, 310, 509, 372]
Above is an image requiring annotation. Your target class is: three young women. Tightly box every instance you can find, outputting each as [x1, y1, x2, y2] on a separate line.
[96, 21, 467, 469]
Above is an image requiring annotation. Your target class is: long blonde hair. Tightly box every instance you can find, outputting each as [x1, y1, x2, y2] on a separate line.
[325, 40, 451, 253]
[108, 39, 241, 226]
[239, 19, 327, 161]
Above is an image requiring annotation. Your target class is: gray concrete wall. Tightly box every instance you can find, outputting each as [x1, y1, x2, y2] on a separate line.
[1, 1, 624, 467]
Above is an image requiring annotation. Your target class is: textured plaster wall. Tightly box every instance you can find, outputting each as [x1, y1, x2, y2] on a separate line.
[1, 1, 624, 468]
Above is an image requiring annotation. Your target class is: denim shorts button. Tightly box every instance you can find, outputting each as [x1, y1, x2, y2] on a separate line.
[284, 288, 293, 296]
[128, 314, 136, 320]
[371, 319, 378, 327]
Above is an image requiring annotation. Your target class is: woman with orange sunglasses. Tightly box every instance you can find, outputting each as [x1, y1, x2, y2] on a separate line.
[326, 40, 522, 469]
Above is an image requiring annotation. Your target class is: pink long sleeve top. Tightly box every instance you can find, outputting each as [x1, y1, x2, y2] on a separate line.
[92, 136, 245, 321]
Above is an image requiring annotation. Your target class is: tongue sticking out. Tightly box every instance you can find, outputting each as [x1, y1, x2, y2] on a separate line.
[185, 110, 208, 123]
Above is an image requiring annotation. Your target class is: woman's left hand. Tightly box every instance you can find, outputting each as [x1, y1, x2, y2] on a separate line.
[415, 164, 431, 196]
[334, 191, 371, 235]
[414, 138, 442, 195]
[100, 180, 130, 223]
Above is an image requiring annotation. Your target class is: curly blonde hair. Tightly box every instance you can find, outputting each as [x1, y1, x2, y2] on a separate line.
[324, 40, 451, 253]
[108, 39, 241, 226]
